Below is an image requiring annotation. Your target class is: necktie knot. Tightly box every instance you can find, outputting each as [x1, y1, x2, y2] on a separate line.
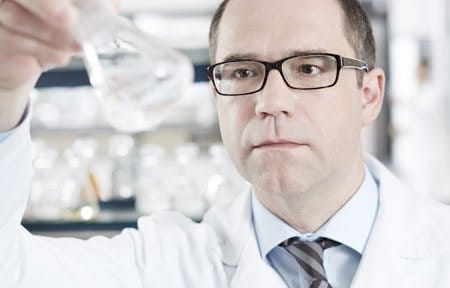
[280, 237, 341, 288]
[317, 238, 341, 250]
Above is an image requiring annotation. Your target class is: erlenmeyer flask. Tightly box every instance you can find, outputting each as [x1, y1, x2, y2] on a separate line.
[72, 0, 194, 132]
[173, 143, 207, 220]
[62, 137, 101, 221]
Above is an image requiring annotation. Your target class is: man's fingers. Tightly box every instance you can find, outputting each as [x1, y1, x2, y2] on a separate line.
[11, 0, 78, 28]
[0, 24, 72, 70]
[0, 1, 78, 50]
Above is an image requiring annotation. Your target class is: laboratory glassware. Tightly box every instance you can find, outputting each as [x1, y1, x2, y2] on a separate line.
[73, 0, 194, 132]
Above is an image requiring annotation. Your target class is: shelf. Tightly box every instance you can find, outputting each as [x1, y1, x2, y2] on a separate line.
[30, 122, 220, 136]
[50, 47, 210, 71]
[23, 199, 139, 232]
[36, 63, 209, 88]
[22, 199, 203, 233]
[23, 218, 138, 232]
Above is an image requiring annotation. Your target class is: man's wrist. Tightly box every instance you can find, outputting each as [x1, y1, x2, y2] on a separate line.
[0, 92, 30, 132]
[0, 101, 30, 143]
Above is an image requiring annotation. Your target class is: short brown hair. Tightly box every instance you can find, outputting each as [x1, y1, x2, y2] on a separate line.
[208, 0, 376, 82]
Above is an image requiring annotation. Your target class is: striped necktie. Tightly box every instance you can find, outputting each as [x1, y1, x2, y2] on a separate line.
[280, 237, 341, 288]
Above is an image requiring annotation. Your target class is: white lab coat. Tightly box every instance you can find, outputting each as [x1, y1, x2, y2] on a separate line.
[2, 115, 450, 288]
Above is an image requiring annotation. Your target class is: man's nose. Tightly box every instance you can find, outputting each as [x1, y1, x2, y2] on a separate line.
[255, 69, 296, 119]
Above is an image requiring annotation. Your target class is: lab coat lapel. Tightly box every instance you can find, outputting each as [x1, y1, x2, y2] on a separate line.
[350, 156, 408, 286]
[350, 156, 450, 287]
[348, 189, 407, 287]
[229, 231, 288, 288]
[203, 187, 288, 288]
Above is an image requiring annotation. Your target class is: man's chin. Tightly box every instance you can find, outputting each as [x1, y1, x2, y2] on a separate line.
[248, 150, 314, 173]
[250, 170, 314, 196]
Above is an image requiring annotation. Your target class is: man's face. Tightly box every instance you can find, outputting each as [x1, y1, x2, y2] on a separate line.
[214, 0, 366, 198]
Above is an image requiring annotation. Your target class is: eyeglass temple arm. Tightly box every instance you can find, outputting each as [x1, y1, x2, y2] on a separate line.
[341, 57, 369, 72]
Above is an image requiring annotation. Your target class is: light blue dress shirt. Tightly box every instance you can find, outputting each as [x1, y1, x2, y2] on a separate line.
[251, 166, 379, 288]
[0, 131, 12, 142]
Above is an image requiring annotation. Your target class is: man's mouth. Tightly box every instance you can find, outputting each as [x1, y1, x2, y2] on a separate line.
[253, 141, 307, 149]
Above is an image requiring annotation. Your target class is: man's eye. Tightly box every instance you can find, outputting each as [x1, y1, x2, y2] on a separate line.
[233, 69, 254, 78]
[298, 64, 322, 75]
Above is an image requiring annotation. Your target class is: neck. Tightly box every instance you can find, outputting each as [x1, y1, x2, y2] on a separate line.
[254, 154, 366, 234]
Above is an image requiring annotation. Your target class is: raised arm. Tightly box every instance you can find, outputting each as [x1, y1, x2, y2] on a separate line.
[0, 1, 146, 287]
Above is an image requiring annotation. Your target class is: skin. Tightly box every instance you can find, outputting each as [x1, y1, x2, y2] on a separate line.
[213, 0, 385, 233]
[0, 0, 119, 132]
[0, 0, 79, 131]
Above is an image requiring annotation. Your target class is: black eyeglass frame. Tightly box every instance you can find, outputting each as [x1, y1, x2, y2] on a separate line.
[207, 53, 370, 96]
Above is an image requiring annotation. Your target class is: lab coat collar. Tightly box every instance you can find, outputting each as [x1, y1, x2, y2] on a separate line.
[203, 184, 254, 267]
[251, 164, 379, 260]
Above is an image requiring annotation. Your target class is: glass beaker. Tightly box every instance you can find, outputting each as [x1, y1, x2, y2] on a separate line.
[108, 134, 136, 199]
[206, 144, 241, 206]
[72, 0, 194, 132]
[28, 140, 64, 220]
[173, 143, 207, 220]
[135, 144, 172, 214]
[60, 137, 100, 221]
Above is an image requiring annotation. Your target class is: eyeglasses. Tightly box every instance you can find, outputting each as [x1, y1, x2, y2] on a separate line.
[208, 53, 369, 96]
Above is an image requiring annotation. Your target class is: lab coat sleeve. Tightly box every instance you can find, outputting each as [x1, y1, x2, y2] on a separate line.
[0, 107, 145, 287]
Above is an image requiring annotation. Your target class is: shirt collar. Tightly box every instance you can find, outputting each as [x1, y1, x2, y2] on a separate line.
[251, 165, 379, 261]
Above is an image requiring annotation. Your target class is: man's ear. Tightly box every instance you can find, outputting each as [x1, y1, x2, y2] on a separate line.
[361, 68, 385, 127]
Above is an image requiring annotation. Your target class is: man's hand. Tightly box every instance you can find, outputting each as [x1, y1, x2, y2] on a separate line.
[0, 0, 80, 131]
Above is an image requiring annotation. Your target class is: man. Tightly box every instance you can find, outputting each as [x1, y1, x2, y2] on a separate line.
[0, 0, 449, 287]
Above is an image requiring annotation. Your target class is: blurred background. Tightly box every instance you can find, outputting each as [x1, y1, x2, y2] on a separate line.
[23, 0, 450, 238]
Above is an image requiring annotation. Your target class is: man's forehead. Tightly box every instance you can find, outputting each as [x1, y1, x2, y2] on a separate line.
[221, 0, 342, 23]
[221, 49, 330, 62]
[215, 0, 353, 62]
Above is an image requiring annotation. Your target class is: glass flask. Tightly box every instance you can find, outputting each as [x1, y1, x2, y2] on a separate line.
[28, 140, 63, 220]
[205, 144, 236, 207]
[72, 0, 194, 132]
[206, 144, 248, 207]
[108, 135, 136, 199]
[173, 143, 207, 220]
[60, 137, 100, 221]
[135, 144, 172, 214]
